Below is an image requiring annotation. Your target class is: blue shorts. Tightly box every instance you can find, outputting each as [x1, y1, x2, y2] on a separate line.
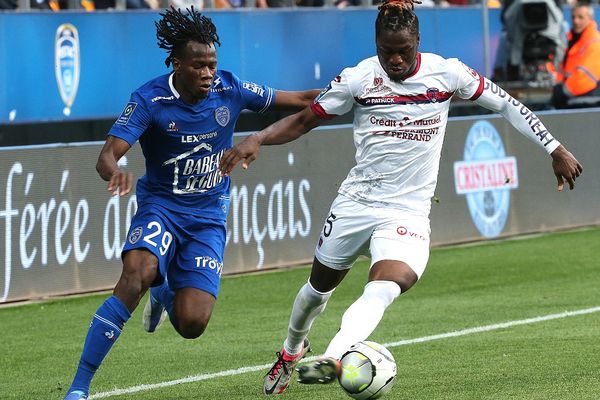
[122, 203, 226, 298]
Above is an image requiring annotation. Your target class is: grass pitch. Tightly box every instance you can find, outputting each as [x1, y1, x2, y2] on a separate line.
[1, 228, 599, 400]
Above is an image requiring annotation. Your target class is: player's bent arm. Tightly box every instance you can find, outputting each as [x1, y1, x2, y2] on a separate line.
[97, 136, 134, 195]
[219, 107, 323, 175]
[274, 90, 322, 109]
[473, 79, 583, 190]
[257, 106, 323, 145]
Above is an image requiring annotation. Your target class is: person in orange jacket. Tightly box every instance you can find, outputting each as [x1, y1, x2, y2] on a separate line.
[551, 2, 600, 108]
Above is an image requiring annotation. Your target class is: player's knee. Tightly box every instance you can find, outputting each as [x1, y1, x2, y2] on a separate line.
[363, 281, 401, 308]
[121, 251, 159, 287]
[302, 281, 333, 307]
[177, 316, 209, 339]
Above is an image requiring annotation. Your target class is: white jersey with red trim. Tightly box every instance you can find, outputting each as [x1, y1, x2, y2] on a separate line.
[311, 52, 484, 216]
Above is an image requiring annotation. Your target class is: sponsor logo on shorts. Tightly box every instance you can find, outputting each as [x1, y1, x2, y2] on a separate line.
[195, 256, 223, 276]
[453, 121, 519, 238]
[396, 226, 427, 241]
[128, 227, 143, 244]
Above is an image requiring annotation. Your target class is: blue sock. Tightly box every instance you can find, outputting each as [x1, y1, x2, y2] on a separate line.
[151, 281, 175, 324]
[67, 295, 131, 395]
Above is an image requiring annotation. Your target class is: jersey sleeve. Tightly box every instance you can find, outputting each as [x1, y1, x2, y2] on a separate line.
[451, 59, 485, 101]
[236, 76, 275, 114]
[310, 69, 355, 120]
[108, 91, 152, 146]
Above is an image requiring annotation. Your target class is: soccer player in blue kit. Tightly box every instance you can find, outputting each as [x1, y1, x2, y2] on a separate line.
[63, 7, 319, 400]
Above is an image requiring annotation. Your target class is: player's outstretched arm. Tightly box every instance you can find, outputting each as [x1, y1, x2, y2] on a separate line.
[473, 79, 583, 190]
[220, 106, 322, 175]
[274, 89, 322, 109]
[96, 136, 134, 196]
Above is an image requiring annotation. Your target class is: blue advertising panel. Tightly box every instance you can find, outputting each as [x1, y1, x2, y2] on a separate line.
[0, 8, 502, 123]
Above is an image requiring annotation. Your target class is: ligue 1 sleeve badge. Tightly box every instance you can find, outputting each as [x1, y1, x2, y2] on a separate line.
[453, 121, 519, 238]
[55, 23, 80, 117]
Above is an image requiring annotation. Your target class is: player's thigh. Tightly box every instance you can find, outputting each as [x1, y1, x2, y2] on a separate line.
[314, 195, 376, 271]
[122, 206, 177, 287]
[370, 214, 431, 282]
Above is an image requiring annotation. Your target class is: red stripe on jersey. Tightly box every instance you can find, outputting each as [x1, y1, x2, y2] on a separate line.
[403, 53, 422, 80]
[469, 74, 485, 101]
[310, 102, 336, 120]
[354, 90, 454, 106]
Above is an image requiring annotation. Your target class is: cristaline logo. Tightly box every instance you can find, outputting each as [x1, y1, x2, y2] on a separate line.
[453, 121, 519, 238]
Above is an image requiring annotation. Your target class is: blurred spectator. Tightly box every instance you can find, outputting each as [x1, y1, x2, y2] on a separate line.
[551, 2, 600, 108]
[170, 0, 203, 8]
[92, 0, 161, 8]
[214, 0, 240, 6]
[0, 0, 17, 8]
[255, 0, 294, 6]
[334, 0, 360, 7]
[296, 0, 323, 6]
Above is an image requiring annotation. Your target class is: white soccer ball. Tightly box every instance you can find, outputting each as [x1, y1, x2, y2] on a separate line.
[338, 341, 397, 399]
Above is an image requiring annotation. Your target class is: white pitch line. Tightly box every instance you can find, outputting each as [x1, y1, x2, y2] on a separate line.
[90, 306, 600, 399]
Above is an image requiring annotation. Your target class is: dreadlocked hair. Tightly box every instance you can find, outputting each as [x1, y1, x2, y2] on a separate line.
[376, 0, 420, 37]
[155, 6, 221, 67]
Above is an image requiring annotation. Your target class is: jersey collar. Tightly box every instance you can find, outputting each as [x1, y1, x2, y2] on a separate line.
[169, 73, 181, 99]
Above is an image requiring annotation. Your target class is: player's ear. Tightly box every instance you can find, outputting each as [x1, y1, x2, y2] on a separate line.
[172, 57, 180, 73]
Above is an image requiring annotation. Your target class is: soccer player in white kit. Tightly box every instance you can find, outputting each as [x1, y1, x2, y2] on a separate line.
[219, 0, 582, 394]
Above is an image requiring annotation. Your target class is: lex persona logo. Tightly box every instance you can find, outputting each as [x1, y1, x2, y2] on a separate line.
[453, 121, 519, 238]
[55, 23, 80, 117]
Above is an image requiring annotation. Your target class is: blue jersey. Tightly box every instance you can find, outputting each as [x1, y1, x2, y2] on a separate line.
[109, 71, 275, 220]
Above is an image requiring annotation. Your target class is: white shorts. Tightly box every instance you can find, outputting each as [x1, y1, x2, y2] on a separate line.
[314, 195, 431, 279]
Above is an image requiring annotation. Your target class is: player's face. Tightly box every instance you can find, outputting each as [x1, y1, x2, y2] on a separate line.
[376, 28, 420, 82]
[571, 7, 592, 34]
[173, 41, 217, 102]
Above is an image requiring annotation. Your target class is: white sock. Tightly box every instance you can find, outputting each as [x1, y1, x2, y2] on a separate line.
[323, 280, 401, 359]
[284, 281, 333, 356]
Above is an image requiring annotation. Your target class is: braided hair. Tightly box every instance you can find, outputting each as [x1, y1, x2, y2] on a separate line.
[155, 6, 221, 68]
[376, 0, 420, 37]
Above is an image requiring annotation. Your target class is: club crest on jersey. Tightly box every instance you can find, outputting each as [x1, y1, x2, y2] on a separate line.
[55, 23, 80, 115]
[426, 88, 441, 102]
[215, 106, 230, 127]
[373, 77, 384, 86]
[128, 227, 143, 244]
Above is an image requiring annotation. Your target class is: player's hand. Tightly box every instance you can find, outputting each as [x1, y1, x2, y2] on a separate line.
[107, 169, 133, 196]
[219, 134, 261, 176]
[550, 145, 582, 191]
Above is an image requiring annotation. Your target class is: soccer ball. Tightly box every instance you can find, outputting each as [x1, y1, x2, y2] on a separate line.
[338, 341, 397, 399]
